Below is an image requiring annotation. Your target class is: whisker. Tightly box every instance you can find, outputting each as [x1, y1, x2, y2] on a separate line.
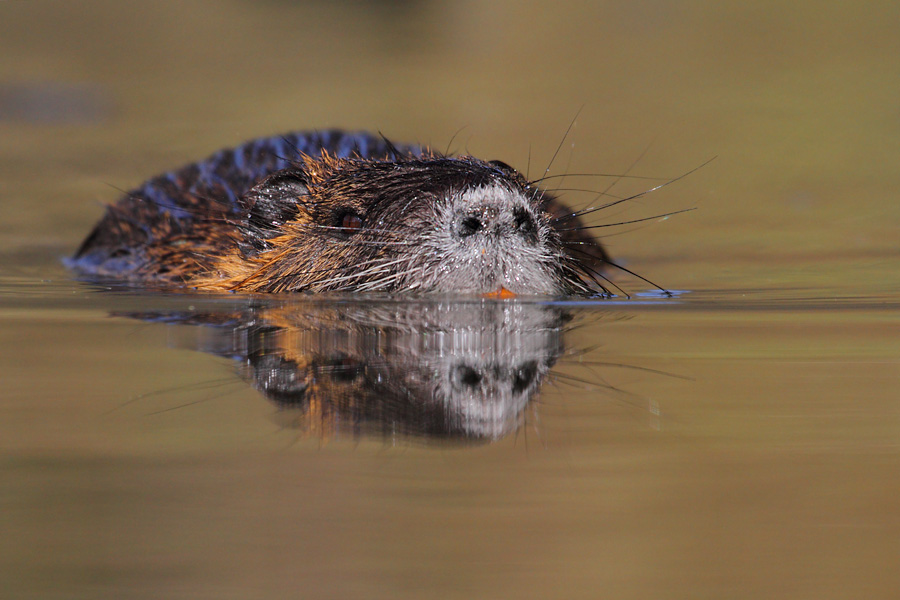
[542, 106, 583, 180]
[444, 126, 467, 156]
[556, 208, 695, 231]
[593, 136, 658, 204]
[558, 251, 624, 297]
[556, 156, 714, 223]
[604, 259, 671, 296]
[528, 172, 667, 186]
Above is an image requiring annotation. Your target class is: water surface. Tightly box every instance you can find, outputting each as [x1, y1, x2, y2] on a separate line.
[2, 2, 898, 599]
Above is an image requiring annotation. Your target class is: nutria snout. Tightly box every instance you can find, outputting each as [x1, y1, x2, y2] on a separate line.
[70, 130, 614, 295]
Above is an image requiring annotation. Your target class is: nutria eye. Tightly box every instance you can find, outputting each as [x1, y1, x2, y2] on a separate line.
[340, 212, 363, 232]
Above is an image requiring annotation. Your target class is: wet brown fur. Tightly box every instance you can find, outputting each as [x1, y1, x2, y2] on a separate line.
[73, 131, 611, 295]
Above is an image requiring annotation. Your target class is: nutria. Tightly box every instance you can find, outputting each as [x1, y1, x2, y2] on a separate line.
[71, 129, 616, 295]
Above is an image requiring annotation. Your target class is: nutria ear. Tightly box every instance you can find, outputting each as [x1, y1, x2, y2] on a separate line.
[241, 169, 309, 254]
[261, 171, 309, 197]
[488, 159, 516, 173]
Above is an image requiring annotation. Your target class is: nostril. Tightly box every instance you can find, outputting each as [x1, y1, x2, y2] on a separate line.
[454, 365, 482, 388]
[512, 207, 537, 239]
[458, 216, 483, 238]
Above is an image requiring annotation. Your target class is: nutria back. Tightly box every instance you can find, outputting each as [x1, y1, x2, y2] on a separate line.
[71, 130, 611, 295]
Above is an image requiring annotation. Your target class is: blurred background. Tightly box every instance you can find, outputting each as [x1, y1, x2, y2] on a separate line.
[2, 0, 897, 294]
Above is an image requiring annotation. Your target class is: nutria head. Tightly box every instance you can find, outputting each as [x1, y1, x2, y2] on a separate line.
[201, 152, 606, 295]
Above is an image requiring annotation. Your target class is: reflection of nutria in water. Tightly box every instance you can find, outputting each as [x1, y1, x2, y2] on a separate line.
[247, 303, 567, 441]
[129, 301, 572, 442]
[71, 130, 621, 295]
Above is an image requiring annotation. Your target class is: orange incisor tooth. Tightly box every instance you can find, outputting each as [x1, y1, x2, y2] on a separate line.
[482, 287, 516, 299]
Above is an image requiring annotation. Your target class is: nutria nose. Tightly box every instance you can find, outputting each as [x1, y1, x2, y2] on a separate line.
[456, 206, 537, 242]
[457, 215, 484, 237]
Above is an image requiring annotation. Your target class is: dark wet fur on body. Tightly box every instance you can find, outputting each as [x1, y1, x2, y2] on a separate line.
[72, 130, 614, 295]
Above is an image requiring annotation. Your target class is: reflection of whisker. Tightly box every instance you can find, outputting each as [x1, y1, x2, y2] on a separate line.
[549, 371, 637, 397]
[513, 401, 547, 455]
[545, 364, 666, 431]
[143, 384, 247, 416]
[562, 359, 694, 380]
[104, 377, 241, 414]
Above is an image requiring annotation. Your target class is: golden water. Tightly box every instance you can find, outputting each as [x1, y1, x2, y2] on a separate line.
[1, 2, 898, 598]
